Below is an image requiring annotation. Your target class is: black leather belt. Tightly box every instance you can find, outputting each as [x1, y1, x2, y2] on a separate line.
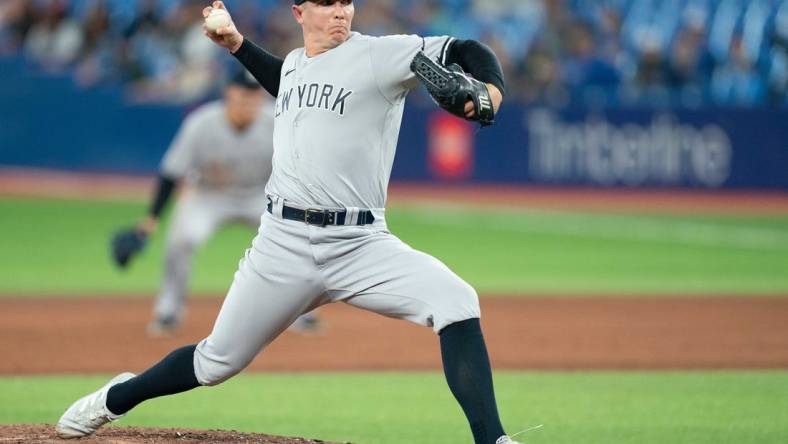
[267, 200, 375, 226]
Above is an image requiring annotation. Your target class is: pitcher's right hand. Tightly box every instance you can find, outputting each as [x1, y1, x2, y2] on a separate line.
[203, 1, 243, 53]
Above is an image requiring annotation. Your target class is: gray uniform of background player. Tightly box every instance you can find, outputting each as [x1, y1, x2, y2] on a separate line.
[193, 33, 479, 384]
[155, 100, 273, 324]
[152, 97, 318, 333]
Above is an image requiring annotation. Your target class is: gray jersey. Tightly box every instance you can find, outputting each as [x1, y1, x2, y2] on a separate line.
[162, 101, 275, 196]
[268, 33, 453, 211]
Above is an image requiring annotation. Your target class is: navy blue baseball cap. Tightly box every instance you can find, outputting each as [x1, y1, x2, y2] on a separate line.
[226, 69, 260, 90]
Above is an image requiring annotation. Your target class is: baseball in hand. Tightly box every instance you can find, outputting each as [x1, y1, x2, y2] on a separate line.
[204, 8, 232, 32]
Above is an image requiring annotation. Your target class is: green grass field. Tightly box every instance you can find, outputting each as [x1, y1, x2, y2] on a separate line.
[1, 372, 787, 444]
[1, 198, 787, 295]
[2, 196, 787, 443]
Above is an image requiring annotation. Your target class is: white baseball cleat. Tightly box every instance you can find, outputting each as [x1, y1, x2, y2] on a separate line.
[147, 315, 180, 338]
[496, 424, 544, 444]
[56, 372, 136, 438]
[287, 313, 325, 336]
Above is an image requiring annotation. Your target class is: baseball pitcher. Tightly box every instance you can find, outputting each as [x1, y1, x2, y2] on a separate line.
[58, 2, 518, 443]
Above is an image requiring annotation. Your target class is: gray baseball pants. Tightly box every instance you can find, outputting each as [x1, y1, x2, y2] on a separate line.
[193, 197, 480, 385]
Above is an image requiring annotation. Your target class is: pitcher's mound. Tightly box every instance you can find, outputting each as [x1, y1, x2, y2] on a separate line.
[0, 425, 349, 443]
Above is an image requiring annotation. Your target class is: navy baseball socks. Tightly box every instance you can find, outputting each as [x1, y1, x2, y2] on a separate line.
[106, 344, 200, 415]
[440, 318, 506, 444]
[104, 322, 507, 443]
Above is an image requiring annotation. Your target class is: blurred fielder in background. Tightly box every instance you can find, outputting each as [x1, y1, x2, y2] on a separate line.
[111, 69, 321, 337]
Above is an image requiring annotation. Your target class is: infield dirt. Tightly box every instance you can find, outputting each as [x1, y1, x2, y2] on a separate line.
[2, 296, 788, 374]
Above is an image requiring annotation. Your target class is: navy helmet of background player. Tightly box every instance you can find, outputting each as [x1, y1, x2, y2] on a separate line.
[58, 2, 519, 444]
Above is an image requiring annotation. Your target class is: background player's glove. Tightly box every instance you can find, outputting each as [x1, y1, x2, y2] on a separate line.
[410, 51, 495, 126]
[110, 227, 148, 269]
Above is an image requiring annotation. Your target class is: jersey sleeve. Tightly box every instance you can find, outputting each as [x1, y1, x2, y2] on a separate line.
[160, 111, 202, 179]
[369, 34, 454, 103]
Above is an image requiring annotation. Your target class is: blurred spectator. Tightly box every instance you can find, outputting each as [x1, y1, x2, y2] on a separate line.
[73, 0, 112, 86]
[408, 0, 453, 36]
[710, 33, 765, 106]
[632, 33, 671, 105]
[518, 43, 566, 105]
[0, 0, 37, 55]
[119, 0, 222, 103]
[115, 0, 165, 84]
[23, 0, 83, 71]
[353, 0, 407, 35]
[767, 7, 788, 105]
[562, 21, 621, 106]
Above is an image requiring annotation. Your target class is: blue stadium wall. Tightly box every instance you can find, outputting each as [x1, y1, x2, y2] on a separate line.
[1, 58, 787, 190]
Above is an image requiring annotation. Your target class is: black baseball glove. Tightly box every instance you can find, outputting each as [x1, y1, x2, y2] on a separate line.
[110, 227, 148, 269]
[410, 51, 495, 126]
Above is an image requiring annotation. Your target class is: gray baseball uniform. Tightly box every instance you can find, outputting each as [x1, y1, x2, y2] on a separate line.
[193, 33, 479, 384]
[155, 100, 274, 324]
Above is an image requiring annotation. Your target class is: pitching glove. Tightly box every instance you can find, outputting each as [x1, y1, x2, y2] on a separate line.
[410, 51, 495, 126]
